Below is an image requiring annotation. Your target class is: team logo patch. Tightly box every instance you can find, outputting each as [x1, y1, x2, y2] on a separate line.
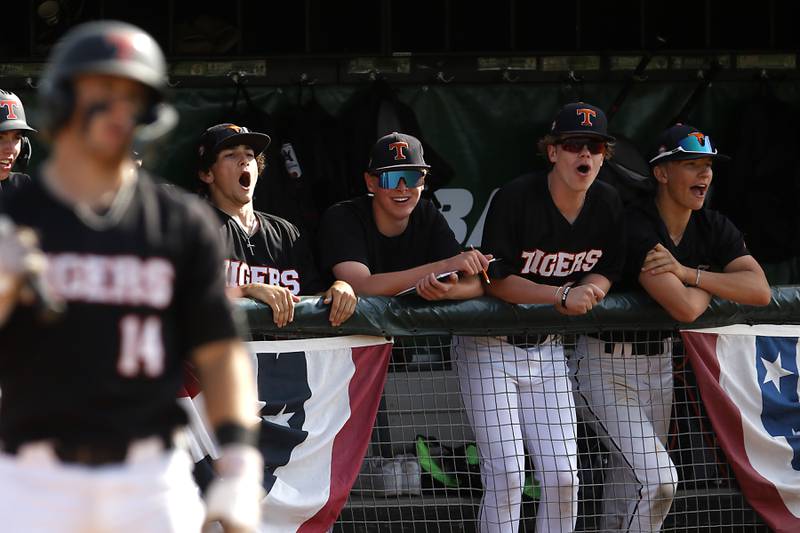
[105, 33, 135, 60]
[576, 108, 597, 127]
[0, 100, 18, 120]
[389, 141, 409, 160]
[689, 132, 706, 145]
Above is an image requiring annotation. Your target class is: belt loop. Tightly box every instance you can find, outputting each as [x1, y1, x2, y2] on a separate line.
[622, 342, 633, 357]
[663, 337, 673, 356]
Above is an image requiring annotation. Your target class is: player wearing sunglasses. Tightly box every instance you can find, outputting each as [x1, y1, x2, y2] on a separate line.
[572, 124, 770, 531]
[318, 132, 490, 299]
[454, 102, 625, 533]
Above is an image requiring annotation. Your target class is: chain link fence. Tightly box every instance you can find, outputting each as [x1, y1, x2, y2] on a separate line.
[243, 288, 800, 532]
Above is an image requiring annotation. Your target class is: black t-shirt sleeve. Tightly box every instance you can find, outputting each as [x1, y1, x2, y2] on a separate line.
[590, 191, 626, 282]
[318, 201, 371, 274]
[425, 202, 462, 262]
[482, 186, 522, 279]
[710, 211, 749, 268]
[176, 199, 241, 352]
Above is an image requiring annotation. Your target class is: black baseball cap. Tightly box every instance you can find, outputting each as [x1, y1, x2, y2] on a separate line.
[197, 123, 271, 169]
[367, 132, 431, 173]
[550, 102, 615, 142]
[649, 124, 730, 165]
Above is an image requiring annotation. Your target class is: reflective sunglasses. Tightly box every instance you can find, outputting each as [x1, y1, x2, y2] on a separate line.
[557, 138, 607, 155]
[649, 133, 718, 164]
[376, 169, 426, 189]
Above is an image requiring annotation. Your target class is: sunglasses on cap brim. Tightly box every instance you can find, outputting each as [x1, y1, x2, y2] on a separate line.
[556, 137, 607, 155]
[649, 134, 719, 164]
[376, 169, 426, 189]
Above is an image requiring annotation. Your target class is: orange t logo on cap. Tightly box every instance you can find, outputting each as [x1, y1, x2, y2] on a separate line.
[689, 132, 706, 145]
[0, 100, 18, 120]
[105, 33, 135, 60]
[389, 141, 409, 160]
[225, 125, 242, 133]
[576, 108, 597, 126]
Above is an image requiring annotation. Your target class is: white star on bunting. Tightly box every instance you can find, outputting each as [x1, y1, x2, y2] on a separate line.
[761, 351, 794, 389]
[262, 404, 294, 428]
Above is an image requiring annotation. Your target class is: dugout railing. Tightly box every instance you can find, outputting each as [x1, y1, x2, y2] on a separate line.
[240, 286, 800, 532]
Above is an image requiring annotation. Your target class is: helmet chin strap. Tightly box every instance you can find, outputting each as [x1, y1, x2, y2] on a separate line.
[133, 103, 177, 146]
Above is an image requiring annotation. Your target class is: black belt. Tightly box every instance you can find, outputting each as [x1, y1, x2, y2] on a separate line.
[603, 341, 665, 356]
[3, 434, 173, 467]
[601, 339, 684, 356]
[588, 332, 683, 357]
[506, 334, 556, 350]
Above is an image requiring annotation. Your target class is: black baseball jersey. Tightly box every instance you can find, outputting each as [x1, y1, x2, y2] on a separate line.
[215, 208, 324, 295]
[0, 172, 239, 449]
[623, 198, 749, 289]
[0, 172, 31, 196]
[483, 172, 625, 286]
[318, 195, 462, 275]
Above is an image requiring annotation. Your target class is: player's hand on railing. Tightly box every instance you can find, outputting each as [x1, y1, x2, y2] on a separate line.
[242, 283, 300, 327]
[204, 444, 265, 533]
[444, 250, 492, 276]
[642, 243, 691, 284]
[556, 283, 605, 316]
[323, 280, 357, 327]
[416, 272, 459, 301]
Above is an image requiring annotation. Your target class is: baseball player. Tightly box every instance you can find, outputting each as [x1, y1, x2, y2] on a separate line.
[571, 123, 771, 531]
[0, 90, 36, 195]
[318, 131, 489, 299]
[0, 21, 263, 532]
[455, 102, 625, 532]
[197, 123, 357, 327]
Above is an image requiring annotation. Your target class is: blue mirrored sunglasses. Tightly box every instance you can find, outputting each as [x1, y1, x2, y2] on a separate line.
[377, 169, 426, 189]
[650, 133, 718, 164]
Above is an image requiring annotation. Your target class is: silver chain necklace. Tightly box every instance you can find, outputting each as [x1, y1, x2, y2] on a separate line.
[44, 169, 137, 232]
[234, 215, 258, 254]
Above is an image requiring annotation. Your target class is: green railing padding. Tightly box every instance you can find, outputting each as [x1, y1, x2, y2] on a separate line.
[239, 285, 800, 337]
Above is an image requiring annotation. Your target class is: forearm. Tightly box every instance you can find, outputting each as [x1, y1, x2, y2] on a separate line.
[694, 268, 772, 306]
[486, 275, 559, 305]
[640, 272, 712, 322]
[344, 261, 450, 296]
[193, 339, 258, 428]
[666, 285, 713, 322]
[445, 275, 484, 300]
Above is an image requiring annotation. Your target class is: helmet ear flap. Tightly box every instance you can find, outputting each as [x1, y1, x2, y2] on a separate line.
[38, 79, 75, 137]
[17, 137, 32, 171]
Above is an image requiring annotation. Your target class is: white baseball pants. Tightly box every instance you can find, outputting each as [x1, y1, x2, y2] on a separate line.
[571, 334, 679, 532]
[0, 439, 205, 533]
[454, 335, 579, 533]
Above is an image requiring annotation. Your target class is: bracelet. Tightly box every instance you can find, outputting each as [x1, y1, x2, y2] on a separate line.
[694, 267, 701, 287]
[215, 421, 259, 448]
[554, 285, 563, 306]
[561, 285, 572, 309]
